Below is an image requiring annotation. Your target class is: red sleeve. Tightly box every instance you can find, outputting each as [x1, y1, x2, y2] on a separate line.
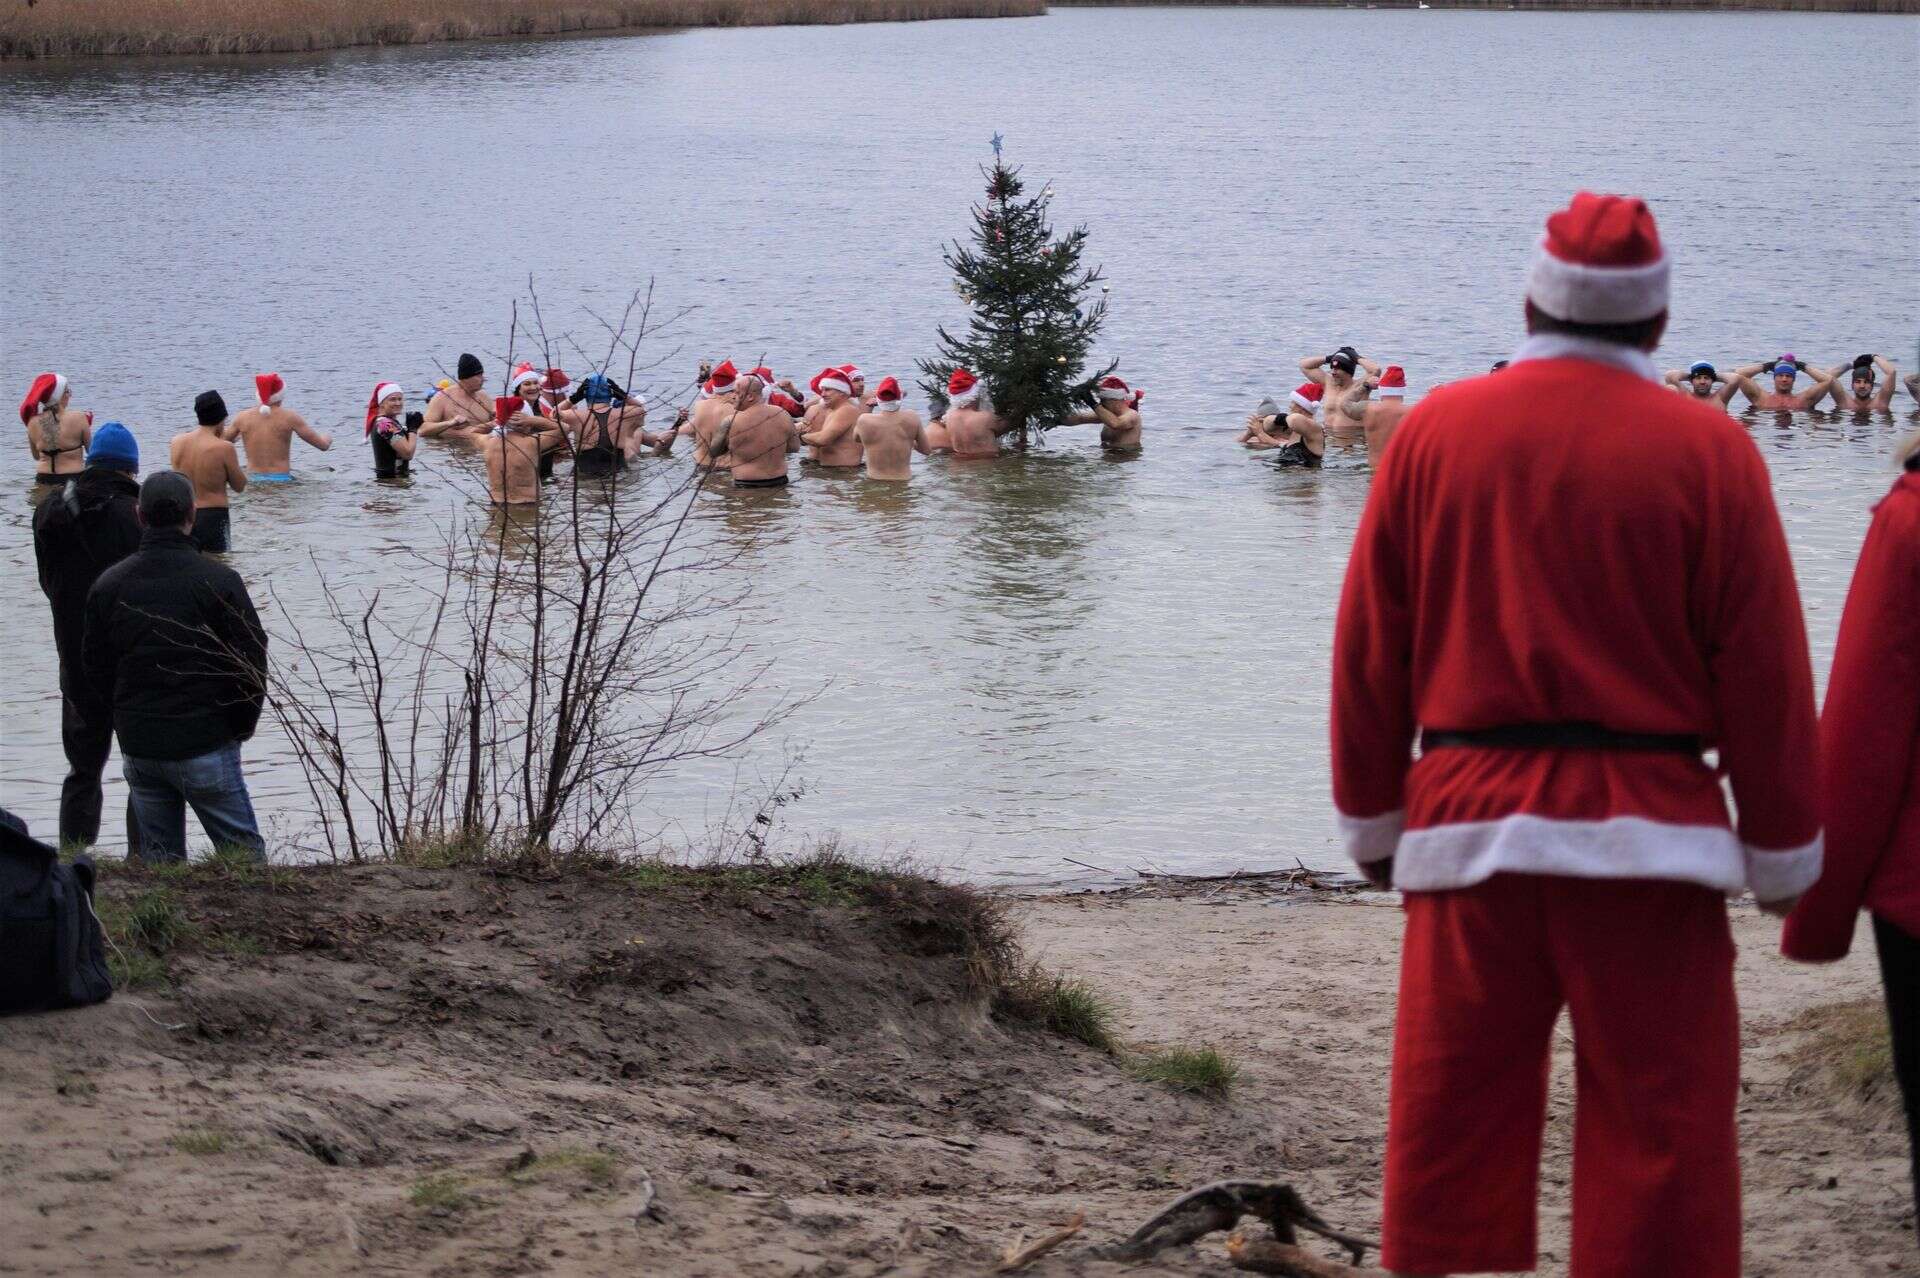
[1705, 436, 1823, 900]
[1330, 423, 1418, 865]
[1784, 484, 1920, 960]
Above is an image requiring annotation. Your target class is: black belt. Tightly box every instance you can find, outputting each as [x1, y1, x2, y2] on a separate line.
[1420, 722, 1703, 755]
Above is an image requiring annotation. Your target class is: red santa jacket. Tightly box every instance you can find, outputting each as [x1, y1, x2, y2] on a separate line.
[1783, 468, 1920, 958]
[1330, 334, 1822, 898]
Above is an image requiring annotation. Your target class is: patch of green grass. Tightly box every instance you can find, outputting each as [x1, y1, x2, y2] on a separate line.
[409, 1172, 476, 1211]
[107, 886, 186, 953]
[172, 1127, 229, 1155]
[1129, 1045, 1241, 1098]
[505, 1148, 620, 1190]
[199, 929, 265, 958]
[997, 966, 1120, 1053]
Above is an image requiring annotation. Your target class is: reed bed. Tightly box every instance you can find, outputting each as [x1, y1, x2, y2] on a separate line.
[0, 0, 1045, 60]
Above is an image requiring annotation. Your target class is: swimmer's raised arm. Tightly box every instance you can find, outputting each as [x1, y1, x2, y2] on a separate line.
[1663, 369, 1688, 387]
[1356, 356, 1382, 377]
[1727, 374, 1766, 406]
[1906, 372, 1920, 404]
[1732, 361, 1769, 381]
[291, 411, 334, 452]
[220, 419, 242, 442]
[1299, 354, 1330, 385]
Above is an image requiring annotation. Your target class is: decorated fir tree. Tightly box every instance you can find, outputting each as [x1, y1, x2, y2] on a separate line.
[920, 145, 1111, 440]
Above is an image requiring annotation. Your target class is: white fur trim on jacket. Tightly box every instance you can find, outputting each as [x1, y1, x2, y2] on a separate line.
[1526, 242, 1671, 326]
[1339, 810, 1405, 865]
[1381, 812, 1822, 898]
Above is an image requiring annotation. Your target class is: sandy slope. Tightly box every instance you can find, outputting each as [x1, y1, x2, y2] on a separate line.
[0, 868, 1909, 1276]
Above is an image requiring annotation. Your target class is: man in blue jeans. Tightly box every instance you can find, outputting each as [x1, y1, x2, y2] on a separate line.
[81, 470, 268, 863]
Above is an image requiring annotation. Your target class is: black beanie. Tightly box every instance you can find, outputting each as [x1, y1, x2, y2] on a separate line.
[194, 390, 227, 425]
[457, 353, 483, 380]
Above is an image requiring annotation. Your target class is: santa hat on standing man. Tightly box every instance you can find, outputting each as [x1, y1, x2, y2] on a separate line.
[946, 368, 983, 409]
[1289, 382, 1325, 414]
[812, 367, 852, 398]
[1376, 366, 1407, 399]
[705, 360, 739, 397]
[1525, 191, 1670, 325]
[873, 377, 904, 412]
[19, 372, 67, 425]
[255, 373, 285, 414]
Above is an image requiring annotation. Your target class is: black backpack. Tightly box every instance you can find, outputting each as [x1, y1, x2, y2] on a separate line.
[0, 809, 113, 1015]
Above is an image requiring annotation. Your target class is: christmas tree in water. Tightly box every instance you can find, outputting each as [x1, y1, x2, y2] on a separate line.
[920, 141, 1111, 440]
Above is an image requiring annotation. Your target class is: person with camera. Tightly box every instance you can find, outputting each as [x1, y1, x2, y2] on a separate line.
[81, 470, 268, 864]
[364, 382, 421, 479]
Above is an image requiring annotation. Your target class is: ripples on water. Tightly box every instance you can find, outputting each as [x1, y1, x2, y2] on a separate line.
[2, 10, 1915, 884]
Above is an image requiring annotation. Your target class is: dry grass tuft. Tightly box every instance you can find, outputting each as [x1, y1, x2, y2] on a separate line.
[1788, 999, 1900, 1120]
[0, 0, 1045, 60]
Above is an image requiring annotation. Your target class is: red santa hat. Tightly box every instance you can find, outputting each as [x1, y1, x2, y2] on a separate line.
[768, 389, 803, 417]
[1376, 365, 1407, 398]
[947, 367, 982, 408]
[19, 372, 67, 425]
[543, 367, 570, 393]
[255, 372, 285, 414]
[838, 364, 864, 385]
[494, 395, 524, 427]
[1095, 375, 1131, 402]
[706, 360, 739, 396]
[364, 381, 403, 435]
[812, 367, 852, 398]
[507, 362, 542, 393]
[873, 376, 903, 412]
[749, 365, 777, 389]
[1526, 191, 1670, 325]
[1289, 382, 1325, 413]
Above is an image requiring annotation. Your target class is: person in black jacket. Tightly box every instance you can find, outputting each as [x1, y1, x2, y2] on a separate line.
[82, 470, 269, 864]
[32, 423, 143, 851]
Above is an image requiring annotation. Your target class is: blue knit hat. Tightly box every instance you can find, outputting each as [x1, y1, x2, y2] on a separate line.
[86, 422, 139, 472]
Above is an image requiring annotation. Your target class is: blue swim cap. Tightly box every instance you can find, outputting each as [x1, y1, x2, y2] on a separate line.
[579, 373, 622, 405]
[86, 421, 139, 472]
[1689, 361, 1715, 377]
[1772, 362, 1798, 377]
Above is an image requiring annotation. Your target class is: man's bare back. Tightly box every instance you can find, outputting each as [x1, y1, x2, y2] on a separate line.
[688, 395, 737, 470]
[482, 427, 546, 505]
[852, 392, 927, 481]
[802, 399, 864, 467]
[721, 401, 799, 486]
[945, 406, 1002, 459]
[227, 404, 331, 476]
[170, 425, 246, 509]
[923, 415, 953, 453]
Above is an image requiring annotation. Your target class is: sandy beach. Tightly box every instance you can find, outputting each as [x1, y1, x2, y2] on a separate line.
[0, 863, 1907, 1276]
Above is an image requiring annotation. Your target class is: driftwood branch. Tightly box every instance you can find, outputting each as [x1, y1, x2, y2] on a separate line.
[995, 1211, 1085, 1272]
[1100, 1181, 1377, 1265]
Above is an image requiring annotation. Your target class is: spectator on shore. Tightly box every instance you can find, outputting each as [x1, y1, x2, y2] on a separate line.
[31, 423, 144, 852]
[1332, 192, 1821, 1277]
[1783, 427, 1920, 1214]
[82, 470, 269, 864]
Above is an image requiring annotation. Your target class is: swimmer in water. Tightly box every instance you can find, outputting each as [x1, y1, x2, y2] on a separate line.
[20, 372, 92, 485]
[226, 373, 332, 479]
[421, 353, 495, 439]
[1363, 365, 1411, 453]
[686, 361, 740, 471]
[571, 373, 670, 465]
[943, 369, 1005, 459]
[1729, 357, 1836, 411]
[923, 395, 953, 454]
[1819, 354, 1899, 413]
[709, 371, 799, 489]
[365, 382, 419, 480]
[852, 377, 929, 481]
[504, 363, 570, 478]
[800, 367, 864, 468]
[480, 392, 556, 506]
[1064, 375, 1144, 451]
[1661, 361, 1762, 413]
[1302, 346, 1379, 424]
[1241, 382, 1322, 451]
[170, 391, 247, 552]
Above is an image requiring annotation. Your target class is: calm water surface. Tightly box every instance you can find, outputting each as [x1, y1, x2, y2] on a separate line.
[2, 10, 1915, 883]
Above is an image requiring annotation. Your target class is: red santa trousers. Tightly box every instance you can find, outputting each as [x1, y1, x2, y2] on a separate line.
[1382, 873, 1740, 1277]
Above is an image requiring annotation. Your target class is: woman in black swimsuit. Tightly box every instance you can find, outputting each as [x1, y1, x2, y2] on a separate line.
[20, 372, 91, 486]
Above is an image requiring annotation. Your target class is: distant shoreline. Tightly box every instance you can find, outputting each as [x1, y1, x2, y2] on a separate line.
[0, 0, 1045, 62]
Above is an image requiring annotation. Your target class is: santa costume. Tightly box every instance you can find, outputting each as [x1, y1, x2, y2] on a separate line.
[1331, 192, 1821, 1277]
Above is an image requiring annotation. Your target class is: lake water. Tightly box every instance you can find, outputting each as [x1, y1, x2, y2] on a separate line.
[2, 9, 1915, 885]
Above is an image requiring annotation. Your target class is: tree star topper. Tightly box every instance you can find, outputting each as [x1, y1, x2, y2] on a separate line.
[990, 132, 1004, 158]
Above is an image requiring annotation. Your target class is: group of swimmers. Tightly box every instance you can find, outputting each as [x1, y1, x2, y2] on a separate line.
[1236, 348, 1919, 469]
[21, 343, 1917, 549]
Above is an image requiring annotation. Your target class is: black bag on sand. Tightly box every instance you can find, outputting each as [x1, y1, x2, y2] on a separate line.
[0, 809, 113, 1015]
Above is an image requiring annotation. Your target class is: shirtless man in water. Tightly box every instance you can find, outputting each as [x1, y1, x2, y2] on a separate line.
[923, 402, 953, 454]
[852, 377, 928, 480]
[687, 361, 740, 471]
[710, 373, 798, 488]
[1302, 346, 1379, 429]
[943, 369, 1004, 459]
[481, 393, 562, 506]
[421, 354, 495, 439]
[226, 373, 332, 478]
[1243, 383, 1324, 466]
[1819, 354, 1900, 412]
[1064, 375, 1144, 451]
[1661, 361, 1761, 412]
[1730, 357, 1836, 411]
[1363, 366, 1411, 453]
[170, 391, 247, 552]
[800, 368, 864, 467]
